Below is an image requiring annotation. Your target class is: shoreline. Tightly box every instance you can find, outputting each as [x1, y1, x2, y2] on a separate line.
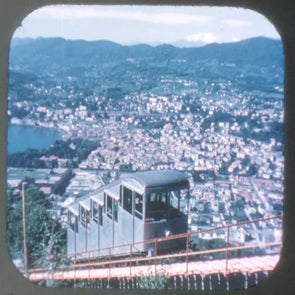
[9, 118, 66, 133]
[8, 123, 64, 154]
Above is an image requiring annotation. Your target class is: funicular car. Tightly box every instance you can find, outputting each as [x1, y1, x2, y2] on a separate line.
[67, 170, 189, 259]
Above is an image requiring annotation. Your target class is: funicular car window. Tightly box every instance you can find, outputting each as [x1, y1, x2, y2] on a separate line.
[91, 199, 99, 223]
[114, 200, 118, 222]
[80, 205, 90, 228]
[135, 192, 143, 220]
[123, 186, 132, 214]
[99, 205, 103, 226]
[146, 191, 171, 221]
[69, 211, 78, 233]
[106, 194, 113, 219]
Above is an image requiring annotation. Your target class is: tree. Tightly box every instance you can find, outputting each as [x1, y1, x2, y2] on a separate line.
[6, 188, 66, 269]
[7, 190, 23, 259]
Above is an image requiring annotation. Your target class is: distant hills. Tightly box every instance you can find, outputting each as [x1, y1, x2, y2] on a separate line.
[124, 40, 205, 47]
[8, 37, 284, 99]
[9, 37, 283, 71]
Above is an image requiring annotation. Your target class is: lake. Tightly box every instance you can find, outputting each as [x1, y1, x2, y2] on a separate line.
[7, 125, 63, 154]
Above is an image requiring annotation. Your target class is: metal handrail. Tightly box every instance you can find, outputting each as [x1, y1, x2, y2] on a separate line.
[62, 214, 282, 259]
[27, 214, 283, 280]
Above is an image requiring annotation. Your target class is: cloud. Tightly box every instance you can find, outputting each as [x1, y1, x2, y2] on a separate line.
[30, 5, 214, 25]
[185, 32, 218, 44]
[232, 37, 241, 42]
[148, 12, 214, 25]
[221, 19, 252, 27]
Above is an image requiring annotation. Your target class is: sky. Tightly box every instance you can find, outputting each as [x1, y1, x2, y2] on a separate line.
[13, 5, 281, 45]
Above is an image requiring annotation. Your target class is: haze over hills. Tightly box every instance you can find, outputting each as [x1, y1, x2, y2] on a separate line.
[9, 37, 284, 100]
[122, 40, 205, 47]
[10, 36, 283, 69]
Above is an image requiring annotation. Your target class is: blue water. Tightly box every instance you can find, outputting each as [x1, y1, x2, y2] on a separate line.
[7, 125, 62, 154]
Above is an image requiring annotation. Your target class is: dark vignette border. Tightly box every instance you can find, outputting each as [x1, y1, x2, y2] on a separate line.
[0, 1, 294, 295]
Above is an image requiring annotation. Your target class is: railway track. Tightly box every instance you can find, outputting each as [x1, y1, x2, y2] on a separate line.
[27, 254, 280, 282]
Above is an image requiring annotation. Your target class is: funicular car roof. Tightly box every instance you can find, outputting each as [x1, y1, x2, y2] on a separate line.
[122, 170, 189, 191]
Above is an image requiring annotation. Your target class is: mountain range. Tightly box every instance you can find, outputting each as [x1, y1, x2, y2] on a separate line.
[9, 37, 283, 71]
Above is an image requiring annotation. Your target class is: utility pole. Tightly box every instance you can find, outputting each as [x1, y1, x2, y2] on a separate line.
[22, 182, 28, 277]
